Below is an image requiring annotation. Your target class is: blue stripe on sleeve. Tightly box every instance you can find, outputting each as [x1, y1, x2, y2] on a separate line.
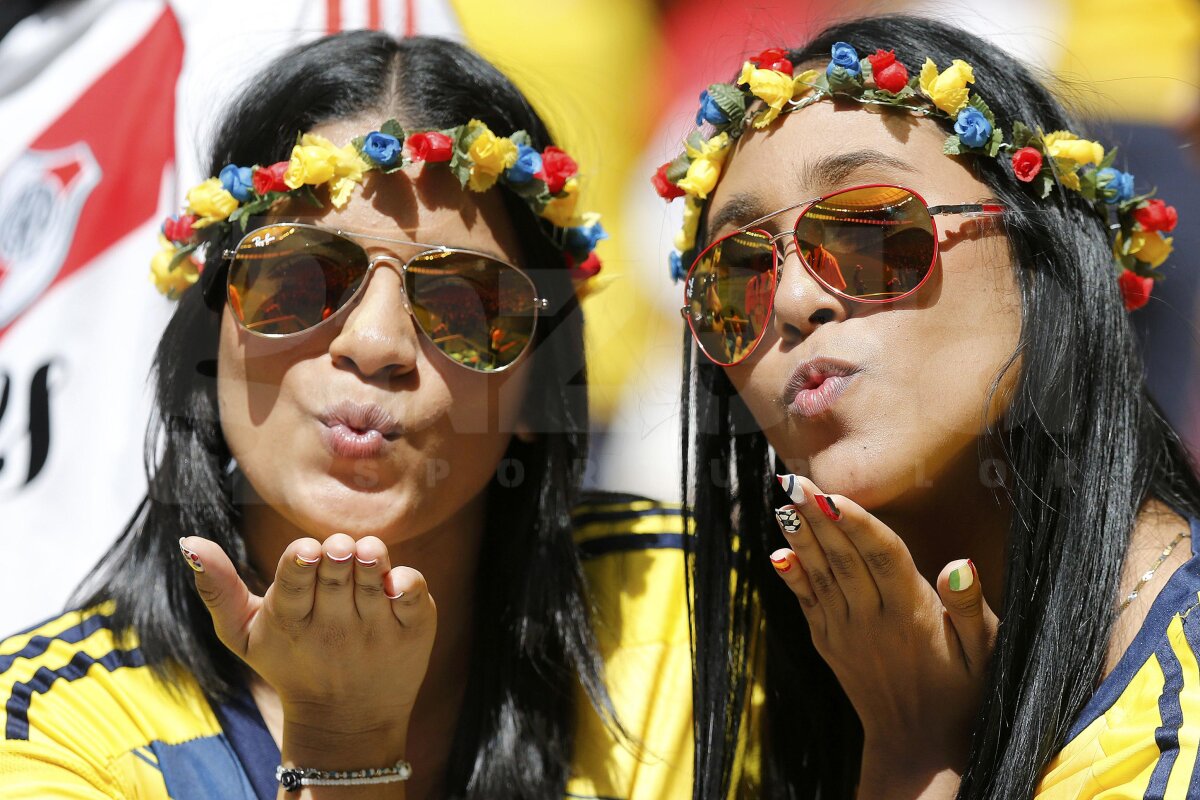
[4, 647, 144, 740]
[1144, 638, 1185, 798]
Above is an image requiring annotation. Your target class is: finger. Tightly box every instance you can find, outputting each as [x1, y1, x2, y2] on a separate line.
[783, 473, 924, 611]
[384, 567, 436, 631]
[312, 533, 357, 620]
[352, 536, 392, 622]
[937, 559, 999, 675]
[781, 475, 884, 616]
[773, 498, 848, 623]
[262, 538, 323, 626]
[769, 547, 825, 626]
[180, 536, 260, 657]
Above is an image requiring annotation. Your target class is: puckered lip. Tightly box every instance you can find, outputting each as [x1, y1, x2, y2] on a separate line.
[317, 399, 404, 440]
[782, 356, 861, 405]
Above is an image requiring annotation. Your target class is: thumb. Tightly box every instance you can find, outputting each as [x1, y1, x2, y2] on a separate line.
[178, 536, 260, 658]
[937, 558, 999, 675]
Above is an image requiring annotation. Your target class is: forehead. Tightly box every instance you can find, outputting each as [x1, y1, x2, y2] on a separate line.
[269, 116, 523, 262]
[707, 101, 994, 231]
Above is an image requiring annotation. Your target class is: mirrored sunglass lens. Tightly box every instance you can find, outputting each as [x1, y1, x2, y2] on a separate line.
[794, 186, 935, 300]
[228, 225, 368, 335]
[685, 230, 775, 365]
[405, 251, 537, 372]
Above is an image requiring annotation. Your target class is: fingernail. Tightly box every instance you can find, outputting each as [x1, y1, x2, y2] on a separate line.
[354, 555, 379, 567]
[815, 494, 842, 521]
[327, 550, 354, 563]
[385, 588, 406, 600]
[770, 554, 793, 574]
[775, 474, 806, 506]
[178, 538, 204, 573]
[948, 559, 976, 592]
[294, 553, 321, 568]
[774, 505, 803, 534]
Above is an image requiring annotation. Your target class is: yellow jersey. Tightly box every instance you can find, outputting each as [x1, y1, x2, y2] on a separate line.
[0, 494, 692, 799]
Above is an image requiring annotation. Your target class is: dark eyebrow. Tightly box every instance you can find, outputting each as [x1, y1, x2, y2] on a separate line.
[799, 149, 917, 192]
[705, 193, 765, 239]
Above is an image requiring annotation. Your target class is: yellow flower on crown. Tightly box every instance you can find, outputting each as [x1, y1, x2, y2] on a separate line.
[149, 236, 199, 299]
[283, 134, 368, 208]
[1042, 131, 1104, 168]
[466, 120, 519, 191]
[677, 133, 731, 199]
[1118, 230, 1173, 268]
[675, 196, 704, 252]
[738, 62, 796, 128]
[919, 58, 974, 115]
[186, 178, 238, 226]
[541, 177, 580, 227]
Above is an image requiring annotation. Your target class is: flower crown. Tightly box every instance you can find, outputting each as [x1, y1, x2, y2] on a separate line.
[653, 44, 1179, 311]
[152, 119, 606, 300]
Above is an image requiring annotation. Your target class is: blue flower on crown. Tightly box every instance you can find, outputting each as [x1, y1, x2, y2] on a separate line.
[696, 90, 728, 126]
[1098, 167, 1135, 205]
[827, 42, 861, 76]
[505, 145, 543, 185]
[219, 164, 254, 202]
[362, 132, 402, 167]
[954, 107, 992, 148]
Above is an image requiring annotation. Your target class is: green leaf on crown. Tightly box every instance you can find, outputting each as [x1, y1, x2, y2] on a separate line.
[379, 119, 405, 139]
[167, 243, 198, 272]
[826, 65, 863, 94]
[1011, 121, 1037, 149]
[942, 135, 963, 156]
[448, 126, 476, 188]
[665, 153, 691, 183]
[1099, 146, 1117, 170]
[707, 83, 748, 124]
[859, 58, 876, 87]
[985, 126, 1004, 158]
[510, 130, 532, 149]
[966, 94, 996, 127]
[1038, 173, 1054, 199]
[1077, 168, 1099, 202]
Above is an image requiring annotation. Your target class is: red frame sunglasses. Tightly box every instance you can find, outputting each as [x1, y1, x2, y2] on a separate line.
[681, 183, 1005, 366]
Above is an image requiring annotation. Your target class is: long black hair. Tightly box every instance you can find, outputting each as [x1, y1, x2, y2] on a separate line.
[73, 31, 616, 799]
[682, 15, 1200, 799]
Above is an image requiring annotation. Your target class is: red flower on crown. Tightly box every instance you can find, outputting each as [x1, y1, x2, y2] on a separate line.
[652, 162, 685, 200]
[536, 147, 578, 194]
[750, 47, 793, 75]
[866, 49, 909, 93]
[252, 162, 289, 195]
[406, 132, 454, 163]
[1118, 270, 1153, 311]
[1133, 199, 1178, 233]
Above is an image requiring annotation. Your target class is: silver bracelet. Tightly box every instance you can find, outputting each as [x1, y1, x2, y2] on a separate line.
[275, 760, 412, 793]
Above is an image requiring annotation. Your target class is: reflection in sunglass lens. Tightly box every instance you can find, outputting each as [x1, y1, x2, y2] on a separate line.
[794, 185, 935, 301]
[405, 251, 538, 372]
[228, 225, 368, 335]
[685, 229, 776, 366]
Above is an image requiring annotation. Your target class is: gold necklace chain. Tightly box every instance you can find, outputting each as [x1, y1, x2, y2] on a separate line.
[1117, 530, 1189, 615]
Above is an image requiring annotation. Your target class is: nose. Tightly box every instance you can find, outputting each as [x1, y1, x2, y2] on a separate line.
[327, 259, 421, 380]
[770, 238, 846, 342]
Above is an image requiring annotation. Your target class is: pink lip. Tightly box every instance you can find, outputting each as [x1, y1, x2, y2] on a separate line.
[317, 400, 402, 459]
[783, 357, 859, 418]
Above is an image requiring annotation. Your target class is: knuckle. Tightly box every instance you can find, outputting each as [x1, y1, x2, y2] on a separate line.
[355, 581, 384, 598]
[826, 549, 859, 578]
[276, 576, 310, 598]
[863, 547, 899, 578]
[807, 567, 839, 596]
[196, 583, 224, 607]
[317, 574, 350, 591]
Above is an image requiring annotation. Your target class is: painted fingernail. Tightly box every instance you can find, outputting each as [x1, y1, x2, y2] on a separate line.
[770, 554, 793, 574]
[774, 505, 803, 534]
[354, 555, 379, 567]
[178, 538, 204, 573]
[775, 474, 807, 506]
[294, 552, 321, 568]
[948, 559, 976, 592]
[384, 588, 406, 600]
[327, 550, 354, 563]
[815, 494, 842, 521]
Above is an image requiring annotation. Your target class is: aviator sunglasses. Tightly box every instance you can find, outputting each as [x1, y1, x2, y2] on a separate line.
[683, 183, 1005, 366]
[219, 223, 547, 373]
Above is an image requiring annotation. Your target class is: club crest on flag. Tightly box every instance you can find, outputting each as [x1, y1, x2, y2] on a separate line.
[0, 143, 101, 331]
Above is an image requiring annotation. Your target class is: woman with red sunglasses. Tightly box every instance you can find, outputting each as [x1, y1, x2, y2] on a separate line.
[659, 15, 1200, 800]
[0, 32, 691, 800]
